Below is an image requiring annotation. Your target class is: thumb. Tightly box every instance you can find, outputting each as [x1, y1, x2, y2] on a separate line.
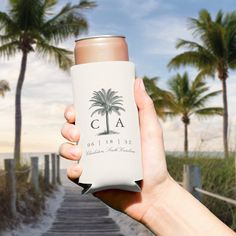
[134, 78, 163, 140]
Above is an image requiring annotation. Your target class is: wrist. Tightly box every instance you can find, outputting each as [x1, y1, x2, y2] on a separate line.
[141, 176, 234, 236]
[141, 176, 180, 229]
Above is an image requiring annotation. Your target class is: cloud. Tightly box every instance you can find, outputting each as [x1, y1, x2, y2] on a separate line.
[118, 0, 161, 19]
[0, 52, 72, 153]
[142, 16, 193, 56]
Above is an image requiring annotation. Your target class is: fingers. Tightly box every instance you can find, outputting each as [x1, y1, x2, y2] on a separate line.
[61, 122, 80, 142]
[62, 105, 82, 184]
[64, 104, 76, 124]
[134, 78, 163, 140]
[67, 163, 82, 182]
[59, 142, 82, 161]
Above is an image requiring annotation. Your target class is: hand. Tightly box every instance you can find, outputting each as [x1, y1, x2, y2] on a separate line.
[59, 78, 173, 223]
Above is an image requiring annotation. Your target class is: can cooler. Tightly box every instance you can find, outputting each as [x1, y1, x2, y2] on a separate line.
[71, 61, 143, 194]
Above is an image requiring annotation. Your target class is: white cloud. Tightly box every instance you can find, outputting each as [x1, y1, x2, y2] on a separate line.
[142, 16, 193, 56]
[118, 0, 160, 19]
[0, 53, 72, 153]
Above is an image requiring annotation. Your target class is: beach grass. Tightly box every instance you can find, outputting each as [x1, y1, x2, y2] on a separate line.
[167, 155, 236, 230]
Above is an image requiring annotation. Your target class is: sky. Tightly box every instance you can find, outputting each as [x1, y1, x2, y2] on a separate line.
[0, 0, 236, 154]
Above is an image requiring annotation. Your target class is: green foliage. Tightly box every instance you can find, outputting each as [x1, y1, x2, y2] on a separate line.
[168, 9, 236, 78]
[167, 156, 236, 229]
[0, 80, 10, 97]
[167, 72, 223, 119]
[0, 0, 96, 70]
[143, 76, 173, 119]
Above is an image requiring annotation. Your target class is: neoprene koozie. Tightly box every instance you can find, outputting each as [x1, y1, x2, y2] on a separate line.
[70, 35, 143, 194]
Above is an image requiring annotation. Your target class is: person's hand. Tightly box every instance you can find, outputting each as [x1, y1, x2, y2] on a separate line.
[59, 78, 173, 223]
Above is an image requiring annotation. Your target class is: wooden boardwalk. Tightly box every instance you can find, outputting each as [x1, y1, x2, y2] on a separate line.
[42, 186, 124, 236]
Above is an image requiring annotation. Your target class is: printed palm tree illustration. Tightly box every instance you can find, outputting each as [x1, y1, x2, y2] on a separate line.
[89, 88, 125, 135]
[167, 72, 223, 157]
[168, 9, 236, 158]
[0, 0, 96, 165]
[0, 80, 10, 97]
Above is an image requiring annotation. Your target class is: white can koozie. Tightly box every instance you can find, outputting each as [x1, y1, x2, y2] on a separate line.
[71, 61, 143, 194]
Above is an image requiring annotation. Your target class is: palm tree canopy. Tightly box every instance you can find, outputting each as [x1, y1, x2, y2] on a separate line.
[0, 0, 96, 70]
[0, 80, 10, 97]
[143, 76, 173, 119]
[168, 9, 236, 79]
[89, 88, 125, 117]
[167, 72, 223, 119]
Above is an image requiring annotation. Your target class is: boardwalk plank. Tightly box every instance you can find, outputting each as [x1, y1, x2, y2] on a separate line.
[42, 186, 124, 236]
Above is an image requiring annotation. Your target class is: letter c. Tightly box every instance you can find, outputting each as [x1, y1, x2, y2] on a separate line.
[91, 119, 100, 129]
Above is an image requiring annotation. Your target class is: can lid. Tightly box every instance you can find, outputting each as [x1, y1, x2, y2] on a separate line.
[75, 35, 125, 42]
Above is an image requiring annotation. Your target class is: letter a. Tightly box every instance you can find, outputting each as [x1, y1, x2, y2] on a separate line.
[115, 118, 124, 127]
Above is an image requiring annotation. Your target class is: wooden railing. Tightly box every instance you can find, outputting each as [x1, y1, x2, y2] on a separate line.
[181, 164, 236, 206]
[0, 153, 61, 218]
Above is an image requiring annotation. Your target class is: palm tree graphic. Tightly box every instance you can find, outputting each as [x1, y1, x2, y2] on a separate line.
[89, 88, 125, 135]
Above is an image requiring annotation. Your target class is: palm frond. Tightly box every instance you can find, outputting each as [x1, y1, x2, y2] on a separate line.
[192, 90, 222, 109]
[110, 106, 125, 112]
[0, 12, 16, 29]
[194, 107, 223, 118]
[168, 51, 216, 70]
[176, 39, 205, 51]
[109, 95, 123, 103]
[42, 1, 95, 42]
[0, 41, 19, 58]
[43, 0, 58, 11]
[89, 102, 103, 109]
[36, 40, 73, 70]
[167, 72, 223, 120]
[9, 0, 44, 31]
[111, 109, 121, 116]
[165, 111, 179, 119]
[143, 76, 172, 119]
[0, 33, 17, 44]
[91, 108, 105, 117]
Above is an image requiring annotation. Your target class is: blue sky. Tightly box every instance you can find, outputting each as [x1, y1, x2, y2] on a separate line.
[0, 0, 236, 154]
[74, 0, 236, 80]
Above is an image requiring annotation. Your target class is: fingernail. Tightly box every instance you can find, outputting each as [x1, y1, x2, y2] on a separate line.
[139, 79, 146, 91]
[70, 147, 80, 157]
[65, 111, 72, 120]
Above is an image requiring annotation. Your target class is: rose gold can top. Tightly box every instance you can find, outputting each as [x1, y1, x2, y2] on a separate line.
[74, 35, 129, 64]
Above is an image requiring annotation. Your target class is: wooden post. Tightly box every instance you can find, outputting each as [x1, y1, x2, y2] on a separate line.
[44, 154, 50, 187]
[183, 164, 202, 201]
[4, 159, 17, 217]
[51, 153, 57, 186]
[56, 154, 61, 185]
[31, 157, 40, 193]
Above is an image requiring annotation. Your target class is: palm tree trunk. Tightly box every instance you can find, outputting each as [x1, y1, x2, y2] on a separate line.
[184, 122, 188, 157]
[105, 111, 109, 134]
[222, 78, 229, 158]
[14, 51, 28, 166]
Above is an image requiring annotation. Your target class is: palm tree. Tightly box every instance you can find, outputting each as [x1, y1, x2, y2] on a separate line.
[89, 88, 125, 135]
[143, 76, 173, 119]
[168, 9, 236, 158]
[0, 80, 10, 97]
[167, 72, 223, 157]
[0, 0, 96, 165]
